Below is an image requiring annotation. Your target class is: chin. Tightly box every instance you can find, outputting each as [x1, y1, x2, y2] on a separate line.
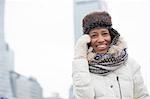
[95, 49, 108, 54]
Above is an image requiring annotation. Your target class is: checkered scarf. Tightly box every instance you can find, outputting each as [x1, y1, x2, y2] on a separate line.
[87, 37, 128, 76]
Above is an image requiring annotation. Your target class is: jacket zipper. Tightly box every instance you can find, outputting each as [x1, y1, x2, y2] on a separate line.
[116, 76, 122, 99]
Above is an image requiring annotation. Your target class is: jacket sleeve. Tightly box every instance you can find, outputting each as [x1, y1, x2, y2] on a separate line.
[72, 58, 95, 99]
[132, 61, 150, 99]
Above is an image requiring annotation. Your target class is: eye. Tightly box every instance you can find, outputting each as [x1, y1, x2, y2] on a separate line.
[102, 32, 109, 36]
[90, 33, 97, 38]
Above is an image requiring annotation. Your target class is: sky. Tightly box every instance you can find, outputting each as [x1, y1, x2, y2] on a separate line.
[4, 0, 74, 98]
[4, 0, 150, 98]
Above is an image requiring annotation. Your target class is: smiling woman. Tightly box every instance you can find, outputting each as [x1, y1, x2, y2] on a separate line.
[72, 11, 150, 99]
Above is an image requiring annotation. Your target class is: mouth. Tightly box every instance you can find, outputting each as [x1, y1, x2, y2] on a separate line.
[96, 44, 108, 50]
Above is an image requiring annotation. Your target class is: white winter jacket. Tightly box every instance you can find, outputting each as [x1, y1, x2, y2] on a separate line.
[72, 57, 150, 99]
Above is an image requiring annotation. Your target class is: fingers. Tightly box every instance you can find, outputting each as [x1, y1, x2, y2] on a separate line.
[80, 34, 91, 43]
[74, 34, 91, 59]
[76, 34, 91, 46]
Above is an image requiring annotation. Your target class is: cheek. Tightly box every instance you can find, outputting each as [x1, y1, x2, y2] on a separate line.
[107, 36, 111, 44]
[90, 39, 96, 47]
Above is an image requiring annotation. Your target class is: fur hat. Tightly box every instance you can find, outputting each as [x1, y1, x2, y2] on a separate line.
[82, 11, 120, 45]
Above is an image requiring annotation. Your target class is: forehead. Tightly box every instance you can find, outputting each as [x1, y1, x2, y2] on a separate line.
[89, 27, 109, 34]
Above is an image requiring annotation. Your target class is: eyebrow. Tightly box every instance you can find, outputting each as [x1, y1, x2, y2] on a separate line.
[90, 30, 109, 34]
[101, 30, 109, 32]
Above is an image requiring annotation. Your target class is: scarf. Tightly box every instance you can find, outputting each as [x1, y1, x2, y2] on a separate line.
[87, 37, 128, 76]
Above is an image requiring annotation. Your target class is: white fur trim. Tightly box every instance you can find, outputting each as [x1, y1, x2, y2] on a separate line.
[87, 37, 127, 60]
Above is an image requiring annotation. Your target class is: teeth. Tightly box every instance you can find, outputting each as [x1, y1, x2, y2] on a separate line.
[97, 45, 107, 48]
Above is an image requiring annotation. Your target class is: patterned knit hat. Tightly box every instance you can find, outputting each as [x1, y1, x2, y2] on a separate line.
[82, 11, 120, 45]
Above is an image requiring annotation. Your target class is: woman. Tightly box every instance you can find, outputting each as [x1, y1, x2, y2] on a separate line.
[72, 11, 150, 99]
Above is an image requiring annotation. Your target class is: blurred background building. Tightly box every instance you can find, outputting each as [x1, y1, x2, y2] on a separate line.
[68, 85, 73, 99]
[0, 0, 44, 98]
[0, 0, 14, 98]
[9, 71, 43, 99]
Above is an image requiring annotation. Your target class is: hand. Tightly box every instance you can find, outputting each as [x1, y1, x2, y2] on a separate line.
[74, 34, 91, 59]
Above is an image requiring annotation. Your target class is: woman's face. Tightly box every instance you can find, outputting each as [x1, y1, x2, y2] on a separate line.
[89, 28, 111, 54]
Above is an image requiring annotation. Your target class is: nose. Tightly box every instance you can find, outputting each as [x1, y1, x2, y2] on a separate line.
[96, 34, 105, 43]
